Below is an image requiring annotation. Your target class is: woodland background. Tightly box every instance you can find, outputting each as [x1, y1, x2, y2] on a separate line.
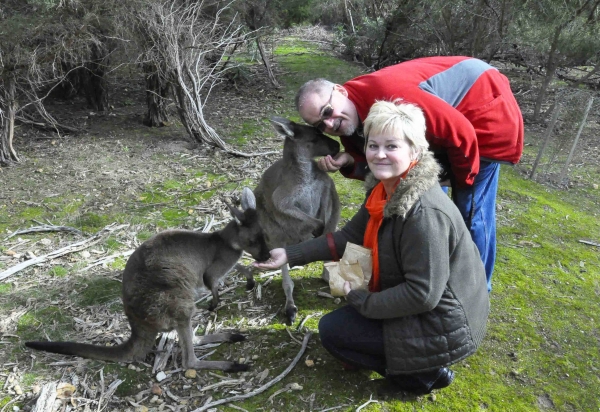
[0, 1, 599, 411]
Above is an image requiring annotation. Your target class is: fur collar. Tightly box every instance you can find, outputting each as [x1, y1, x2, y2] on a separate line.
[365, 151, 441, 218]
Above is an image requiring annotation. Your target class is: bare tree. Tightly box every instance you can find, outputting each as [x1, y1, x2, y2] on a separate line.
[132, 0, 257, 154]
[0, 0, 120, 166]
[0, 71, 19, 165]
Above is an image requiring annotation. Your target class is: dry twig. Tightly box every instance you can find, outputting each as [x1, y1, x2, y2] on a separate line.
[0, 223, 128, 281]
[356, 395, 378, 411]
[3, 224, 84, 241]
[190, 332, 312, 412]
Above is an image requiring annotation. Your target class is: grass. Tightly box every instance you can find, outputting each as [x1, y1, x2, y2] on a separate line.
[0, 35, 599, 411]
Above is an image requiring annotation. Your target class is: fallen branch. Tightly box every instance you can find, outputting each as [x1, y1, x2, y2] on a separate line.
[199, 378, 245, 392]
[0, 223, 128, 281]
[317, 405, 351, 412]
[579, 239, 600, 247]
[190, 332, 312, 412]
[79, 250, 135, 272]
[16, 114, 80, 134]
[0, 395, 23, 412]
[297, 312, 322, 331]
[3, 224, 85, 241]
[31, 382, 57, 412]
[356, 395, 378, 411]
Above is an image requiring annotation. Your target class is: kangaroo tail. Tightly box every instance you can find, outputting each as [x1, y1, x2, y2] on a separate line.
[25, 325, 155, 362]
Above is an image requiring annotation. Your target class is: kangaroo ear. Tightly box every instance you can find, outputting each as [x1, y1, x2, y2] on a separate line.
[241, 187, 256, 210]
[225, 201, 245, 224]
[270, 117, 295, 138]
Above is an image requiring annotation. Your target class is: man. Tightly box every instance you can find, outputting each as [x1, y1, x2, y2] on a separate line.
[295, 56, 524, 291]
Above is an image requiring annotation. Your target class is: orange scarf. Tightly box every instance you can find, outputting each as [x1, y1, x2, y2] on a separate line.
[364, 182, 387, 292]
[363, 160, 418, 292]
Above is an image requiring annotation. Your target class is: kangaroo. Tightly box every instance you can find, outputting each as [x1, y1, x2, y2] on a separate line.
[26, 188, 270, 372]
[252, 117, 340, 325]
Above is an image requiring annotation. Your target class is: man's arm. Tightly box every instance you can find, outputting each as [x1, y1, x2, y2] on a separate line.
[337, 135, 369, 180]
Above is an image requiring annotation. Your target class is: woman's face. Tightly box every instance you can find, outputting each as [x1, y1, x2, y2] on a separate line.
[366, 133, 414, 184]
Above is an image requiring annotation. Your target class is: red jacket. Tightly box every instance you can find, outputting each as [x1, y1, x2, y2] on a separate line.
[342, 56, 524, 186]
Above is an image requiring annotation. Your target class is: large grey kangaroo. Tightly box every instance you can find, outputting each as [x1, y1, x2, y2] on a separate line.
[26, 188, 270, 372]
[253, 117, 340, 325]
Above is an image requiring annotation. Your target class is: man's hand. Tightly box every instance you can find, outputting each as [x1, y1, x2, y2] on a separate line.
[252, 248, 288, 270]
[317, 152, 354, 173]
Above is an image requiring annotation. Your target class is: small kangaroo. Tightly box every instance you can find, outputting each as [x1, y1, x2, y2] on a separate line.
[26, 188, 270, 372]
[252, 117, 340, 325]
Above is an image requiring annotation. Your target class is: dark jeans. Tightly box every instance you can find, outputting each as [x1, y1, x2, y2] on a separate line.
[318, 305, 444, 392]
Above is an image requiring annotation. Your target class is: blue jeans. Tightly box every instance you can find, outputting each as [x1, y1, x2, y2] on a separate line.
[319, 305, 443, 391]
[451, 161, 500, 292]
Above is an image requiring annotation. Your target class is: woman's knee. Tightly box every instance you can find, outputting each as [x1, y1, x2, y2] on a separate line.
[318, 311, 337, 344]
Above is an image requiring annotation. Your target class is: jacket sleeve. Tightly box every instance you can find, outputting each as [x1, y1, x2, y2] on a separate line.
[346, 207, 454, 319]
[286, 204, 370, 267]
[411, 89, 480, 187]
[339, 136, 369, 181]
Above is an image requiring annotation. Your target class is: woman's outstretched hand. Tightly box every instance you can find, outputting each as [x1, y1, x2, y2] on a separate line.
[343, 281, 352, 296]
[252, 248, 288, 270]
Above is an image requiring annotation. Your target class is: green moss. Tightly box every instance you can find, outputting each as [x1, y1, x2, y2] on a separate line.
[49, 265, 69, 277]
[0, 397, 12, 409]
[74, 212, 109, 232]
[0, 283, 12, 294]
[105, 237, 124, 252]
[229, 120, 265, 145]
[77, 277, 122, 307]
[108, 256, 127, 271]
[137, 230, 154, 242]
[17, 306, 71, 341]
[19, 206, 45, 220]
[103, 364, 148, 396]
[21, 373, 38, 388]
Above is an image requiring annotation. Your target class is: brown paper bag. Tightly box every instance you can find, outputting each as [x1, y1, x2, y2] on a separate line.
[327, 243, 372, 296]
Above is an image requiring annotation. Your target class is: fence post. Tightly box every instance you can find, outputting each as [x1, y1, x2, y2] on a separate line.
[559, 97, 594, 185]
[530, 103, 561, 180]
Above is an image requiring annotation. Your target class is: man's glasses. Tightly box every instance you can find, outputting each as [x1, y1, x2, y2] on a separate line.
[314, 89, 335, 132]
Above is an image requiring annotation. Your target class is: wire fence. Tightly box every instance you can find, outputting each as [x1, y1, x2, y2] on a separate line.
[528, 89, 598, 188]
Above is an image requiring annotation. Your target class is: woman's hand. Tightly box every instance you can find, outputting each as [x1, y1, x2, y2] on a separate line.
[252, 248, 288, 270]
[343, 281, 352, 296]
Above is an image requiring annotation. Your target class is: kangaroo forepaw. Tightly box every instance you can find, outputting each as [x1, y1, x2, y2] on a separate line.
[229, 333, 246, 343]
[208, 300, 218, 311]
[285, 305, 298, 326]
[227, 362, 250, 373]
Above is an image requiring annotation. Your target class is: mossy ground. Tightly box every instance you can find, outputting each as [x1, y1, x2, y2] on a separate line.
[0, 34, 599, 411]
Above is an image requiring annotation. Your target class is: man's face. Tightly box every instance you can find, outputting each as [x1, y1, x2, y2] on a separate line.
[298, 86, 360, 137]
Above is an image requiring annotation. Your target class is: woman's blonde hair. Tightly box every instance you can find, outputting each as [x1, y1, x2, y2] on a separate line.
[363, 99, 429, 157]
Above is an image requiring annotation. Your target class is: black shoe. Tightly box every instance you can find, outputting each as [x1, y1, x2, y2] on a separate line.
[430, 367, 454, 391]
[380, 368, 455, 397]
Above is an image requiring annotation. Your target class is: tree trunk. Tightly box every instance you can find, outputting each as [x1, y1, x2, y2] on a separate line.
[533, 26, 561, 121]
[256, 38, 279, 88]
[0, 72, 20, 166]
[143, 64, 171, 127]
[83, 45, 109, 112]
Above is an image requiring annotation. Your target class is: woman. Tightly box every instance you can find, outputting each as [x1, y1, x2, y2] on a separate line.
[254, 100, 489, 395]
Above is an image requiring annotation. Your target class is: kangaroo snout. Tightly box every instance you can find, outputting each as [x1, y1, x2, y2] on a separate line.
[252, 244, 271, 263]
[327, 139, 340, 156]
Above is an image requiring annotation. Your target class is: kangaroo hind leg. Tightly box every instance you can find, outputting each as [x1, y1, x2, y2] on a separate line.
[281, 264, 297, 325]
[235, 263, 256, 291]
[177, 320, 248, 372]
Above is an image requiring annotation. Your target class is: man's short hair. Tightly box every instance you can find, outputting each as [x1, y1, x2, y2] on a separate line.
[295, 79, 335, 111]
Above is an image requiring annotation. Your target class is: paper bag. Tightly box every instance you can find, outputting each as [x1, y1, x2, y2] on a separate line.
[327, 243, 372, 296]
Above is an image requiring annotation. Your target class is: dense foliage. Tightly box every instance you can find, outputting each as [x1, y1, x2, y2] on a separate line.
[1, 0, 599, 164]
